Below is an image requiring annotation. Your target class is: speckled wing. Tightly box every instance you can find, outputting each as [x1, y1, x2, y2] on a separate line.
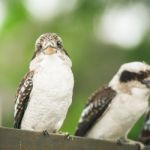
[75, 86, 116, 136]
[139, 110, 150, 145]
[14, 71, 34, 128]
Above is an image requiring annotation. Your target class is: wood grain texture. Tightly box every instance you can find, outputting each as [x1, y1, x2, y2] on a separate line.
[0, 127, 149, 150]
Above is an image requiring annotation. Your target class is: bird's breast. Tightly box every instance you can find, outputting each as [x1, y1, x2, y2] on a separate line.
[86, 93, 149, 140]
[21, 58, 74, 131]
[32, 59, 74, 98]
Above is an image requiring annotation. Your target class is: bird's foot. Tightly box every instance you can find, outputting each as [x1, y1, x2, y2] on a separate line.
[117, 137, 145, 150]
[58, 131, 73, 140]
[43, 130, 49, 136]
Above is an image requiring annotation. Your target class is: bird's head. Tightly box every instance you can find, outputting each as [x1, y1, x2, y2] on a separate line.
[33, 32, 69, 59]
[109, 62, 150, 96]
[30, 33, 72, 70]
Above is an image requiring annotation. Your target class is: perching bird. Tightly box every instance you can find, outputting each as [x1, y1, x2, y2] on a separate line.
[14, 33, 74, 133]
[139, 110, 150, 145]
[75, 62, 150, 147]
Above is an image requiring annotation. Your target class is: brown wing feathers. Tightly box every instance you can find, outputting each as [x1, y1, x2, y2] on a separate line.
[75, 86, 116, 136]
[14, 71, 34, 128]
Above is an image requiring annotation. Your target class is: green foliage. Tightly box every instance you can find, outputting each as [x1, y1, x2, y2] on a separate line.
[0, 0, 150, 140]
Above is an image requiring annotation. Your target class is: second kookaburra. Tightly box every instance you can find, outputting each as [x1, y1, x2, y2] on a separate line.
[75, 62, 150, 146]
[139, 110, 150, 145]
[14, 33, 74, 133]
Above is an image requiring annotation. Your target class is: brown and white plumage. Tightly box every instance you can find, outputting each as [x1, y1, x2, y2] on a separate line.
[75, 62, 150, 147]
[14, 71, 34, 128]
[14, 33, 74, 133]
[75, 86, 116, 136]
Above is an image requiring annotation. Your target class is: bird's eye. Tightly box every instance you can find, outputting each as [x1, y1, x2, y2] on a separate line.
[57, 41, 62, 48]
[37, 43, 42, 51]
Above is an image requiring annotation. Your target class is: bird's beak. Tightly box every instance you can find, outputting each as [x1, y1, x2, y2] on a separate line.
[142, 79, 150, 88]
[44, 46, 57, 55]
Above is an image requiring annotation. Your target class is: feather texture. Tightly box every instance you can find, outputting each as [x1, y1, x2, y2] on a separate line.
[14, 71, 34, 128]
[75, 86, 116, 136]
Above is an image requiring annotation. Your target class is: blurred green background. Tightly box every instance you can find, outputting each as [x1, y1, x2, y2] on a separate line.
[0, 0, 150, 140]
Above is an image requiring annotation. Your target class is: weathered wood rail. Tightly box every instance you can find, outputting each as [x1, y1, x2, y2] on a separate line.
[0, 127, 150, 150]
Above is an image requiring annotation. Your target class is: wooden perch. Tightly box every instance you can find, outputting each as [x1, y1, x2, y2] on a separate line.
[0, 127, 150, 150]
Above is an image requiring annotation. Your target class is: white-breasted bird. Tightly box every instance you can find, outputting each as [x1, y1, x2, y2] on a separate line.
[14, 33, 74, 133]
[75, 62, 150, 147]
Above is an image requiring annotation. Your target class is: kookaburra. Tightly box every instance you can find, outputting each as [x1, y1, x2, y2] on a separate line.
[14, 33, 74, 133]
[139, 110, 150, 145]
[75, 62, 150, 147]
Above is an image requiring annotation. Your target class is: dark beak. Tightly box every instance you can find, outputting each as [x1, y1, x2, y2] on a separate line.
[142, 79, 150, 88]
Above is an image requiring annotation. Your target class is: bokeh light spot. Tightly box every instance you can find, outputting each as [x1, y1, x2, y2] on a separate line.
[95, 4, 150, 49]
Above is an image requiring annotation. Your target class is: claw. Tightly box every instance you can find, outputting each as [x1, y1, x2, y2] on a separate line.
[43, 130, 49, 136]
[58, 131, 74, 140]
[117, 137, 127, 145]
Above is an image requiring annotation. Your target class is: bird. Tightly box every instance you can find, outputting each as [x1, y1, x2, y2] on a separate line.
[139, 110, 150, 145]
[14, 32, 74, 134]
[75, 61, 150, 148]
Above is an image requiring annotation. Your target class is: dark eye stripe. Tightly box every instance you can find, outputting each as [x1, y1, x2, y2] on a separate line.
[120, 70, 149, 83]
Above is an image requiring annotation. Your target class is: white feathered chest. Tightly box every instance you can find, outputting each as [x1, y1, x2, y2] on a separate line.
[21, 55, 74, 132]
[86, 91, 149, 140]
